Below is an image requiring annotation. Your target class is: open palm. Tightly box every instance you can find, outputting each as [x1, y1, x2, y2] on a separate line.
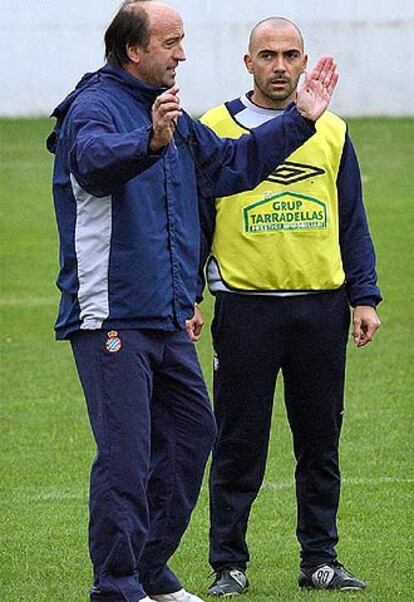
[297, 56, 339, 121]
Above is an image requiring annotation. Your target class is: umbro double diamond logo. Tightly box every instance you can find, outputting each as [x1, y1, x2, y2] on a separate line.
[266, 161, 325, 185]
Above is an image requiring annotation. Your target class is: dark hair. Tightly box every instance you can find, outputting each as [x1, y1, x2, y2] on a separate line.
[104, 1, 152, 66]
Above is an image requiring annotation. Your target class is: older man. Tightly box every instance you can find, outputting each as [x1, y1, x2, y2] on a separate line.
[47, 2, 338, 601]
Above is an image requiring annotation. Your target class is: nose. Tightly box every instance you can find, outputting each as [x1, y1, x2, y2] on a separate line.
[174, 42, 186, 62]
[273, 56, 286, 72]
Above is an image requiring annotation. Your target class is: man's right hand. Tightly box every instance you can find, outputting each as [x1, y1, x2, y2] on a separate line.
[149, 87, 182, 152]
[296, 56, 339, 122]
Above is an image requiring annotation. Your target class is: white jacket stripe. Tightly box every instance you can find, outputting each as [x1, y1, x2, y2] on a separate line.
[71, 174, 112, 329]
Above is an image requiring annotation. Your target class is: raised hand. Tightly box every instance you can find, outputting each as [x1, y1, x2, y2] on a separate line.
[296, 56, 339, 122]
[150, 87, 182, 151]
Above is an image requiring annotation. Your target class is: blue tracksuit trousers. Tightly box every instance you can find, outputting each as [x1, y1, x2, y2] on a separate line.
[209, 289, 350, 571]
[70, 329, 216, 602]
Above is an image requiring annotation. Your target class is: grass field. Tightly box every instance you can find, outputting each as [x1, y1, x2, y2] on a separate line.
[1, 117, 413, 602]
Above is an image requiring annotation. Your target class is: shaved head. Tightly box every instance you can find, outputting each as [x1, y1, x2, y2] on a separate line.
[244, 16, 307, 109]
[249, 17, 304, 53]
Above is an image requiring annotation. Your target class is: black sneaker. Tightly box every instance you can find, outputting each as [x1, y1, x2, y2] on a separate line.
[207, 567, 249, 597]
[299, 561, 367, 591]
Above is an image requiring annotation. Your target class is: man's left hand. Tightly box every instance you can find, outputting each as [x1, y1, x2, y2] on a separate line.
[186, 304, 204, 342]
[353, 306, 381, 347]
[296, 56, 339, 122]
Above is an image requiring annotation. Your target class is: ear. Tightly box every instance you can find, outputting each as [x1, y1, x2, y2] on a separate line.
[126, 44, 142, 65]
[244, 54, 253, 74]
[302, 53, 309, 74]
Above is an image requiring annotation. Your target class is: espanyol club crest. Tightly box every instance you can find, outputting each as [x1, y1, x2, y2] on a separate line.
[105, 330, 122, 353]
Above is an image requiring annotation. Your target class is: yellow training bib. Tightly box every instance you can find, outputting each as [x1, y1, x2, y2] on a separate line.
[201, 106, 347, 291]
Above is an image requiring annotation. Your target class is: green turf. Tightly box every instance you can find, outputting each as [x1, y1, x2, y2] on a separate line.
[1, 117, 413, 601]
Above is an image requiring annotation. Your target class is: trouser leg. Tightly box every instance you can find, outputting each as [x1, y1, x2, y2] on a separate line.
[139, 330, 217, 595]
[282, 289, 350, 568]
[71, 329, 158, 602]
[209, 294, 281, 571]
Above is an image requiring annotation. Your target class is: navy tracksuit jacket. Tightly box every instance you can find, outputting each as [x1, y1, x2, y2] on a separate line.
[47, 63, 319, 601]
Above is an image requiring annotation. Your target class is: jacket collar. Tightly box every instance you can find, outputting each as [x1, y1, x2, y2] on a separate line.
[46, 62, 166, 154]
[100, 62, 167, 104]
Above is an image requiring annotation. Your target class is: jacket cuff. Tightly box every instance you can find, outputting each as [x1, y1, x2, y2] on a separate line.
[350, 297, 379, 309]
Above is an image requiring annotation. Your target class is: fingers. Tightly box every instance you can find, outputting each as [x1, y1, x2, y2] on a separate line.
[320, 62, 338, 97]
[192, 324, 203, 341]
[353, 309, 381, 347]
[155, 86, 180, 101]
[310, 56, 339, 94]
[185, 318, 204, 342]
[296, 56, 339, 121]
[153, 88, 182, 121]
[354, 325, 375, 347]
[326, 70, 339, 96]
[153, 87, 181, 111]
[355, 328, 372, 348]
[352, 315, 363, 346]
[363, 317, 381, 346]
[186, 321, 197, 340]
[310, 56, 334, 81]
[155, 105, 182, 123]
[185, 320, 195, 341]
[319, 57, 336, 86]
[185, 305, 204, 342]
[150, 88, 182, 151]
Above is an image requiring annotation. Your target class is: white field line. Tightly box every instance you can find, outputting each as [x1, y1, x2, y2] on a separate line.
[261, 476, 414, 491]
[0, 296, 57, 307]
[1, 476, 413, 506]
[0, 159, 49, 170]
[1, 490, 87, 504]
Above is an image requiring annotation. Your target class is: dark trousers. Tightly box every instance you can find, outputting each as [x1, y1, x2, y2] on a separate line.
[71, 329, 216, 602]
[209, 289, 350, 570]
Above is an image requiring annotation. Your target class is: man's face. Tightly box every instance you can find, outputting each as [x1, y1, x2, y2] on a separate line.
[130, 5, 186, 88]
[245, 23, 308, 108]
